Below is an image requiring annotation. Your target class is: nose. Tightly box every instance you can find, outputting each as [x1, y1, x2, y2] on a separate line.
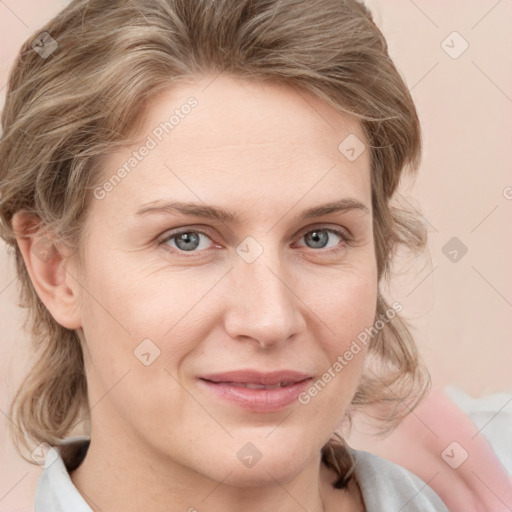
[223, 249, 306, 349]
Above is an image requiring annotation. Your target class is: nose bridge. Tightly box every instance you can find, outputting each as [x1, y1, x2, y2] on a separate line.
[224, 243, 303, 347]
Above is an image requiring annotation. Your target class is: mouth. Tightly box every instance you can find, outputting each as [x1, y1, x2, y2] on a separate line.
[197, 369, 313, 412]
[206, 381, 301, 389]
[199, 369, 312, 386]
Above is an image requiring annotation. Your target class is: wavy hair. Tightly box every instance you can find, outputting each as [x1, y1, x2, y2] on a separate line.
[0, 0, 430, 487]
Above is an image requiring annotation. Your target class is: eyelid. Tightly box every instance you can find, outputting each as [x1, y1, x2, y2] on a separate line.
[295, 223, 354, 242]
[157, 223, 356, 254]
[158, 226, 217, 248]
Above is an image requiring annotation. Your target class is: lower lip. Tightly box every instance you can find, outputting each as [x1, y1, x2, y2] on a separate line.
[198, 378, 312, 412]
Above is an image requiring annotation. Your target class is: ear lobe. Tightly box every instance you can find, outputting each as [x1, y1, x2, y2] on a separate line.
[12, 210, 83, 330]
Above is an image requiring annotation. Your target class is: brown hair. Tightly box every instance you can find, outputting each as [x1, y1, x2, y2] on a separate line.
[0, 0, 429, 488]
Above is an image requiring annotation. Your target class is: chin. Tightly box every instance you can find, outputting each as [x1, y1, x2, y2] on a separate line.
[223, 438, 317, 488]
[220, 458, 308, 488]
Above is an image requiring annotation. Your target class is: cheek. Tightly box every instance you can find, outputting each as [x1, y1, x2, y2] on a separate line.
[298, 267, 378, 406]
[309, 263, 378, 347]
[78, 256, 220, 375]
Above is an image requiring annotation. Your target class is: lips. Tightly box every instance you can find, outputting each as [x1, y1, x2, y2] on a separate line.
[222, 382, 292, 389]
[197, 369, 312, 412]
[199, 369, 311, 387]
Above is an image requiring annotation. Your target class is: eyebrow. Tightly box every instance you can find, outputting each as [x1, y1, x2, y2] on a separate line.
[136, 197, 370, 224]
[135, 197, 369, 223]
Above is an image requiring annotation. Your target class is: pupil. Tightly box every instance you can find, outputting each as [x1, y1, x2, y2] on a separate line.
[176, 232, 199, 251]
[307, 230, 328, 248]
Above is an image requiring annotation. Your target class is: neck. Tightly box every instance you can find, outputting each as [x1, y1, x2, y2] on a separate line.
[69, 425, 358, 512]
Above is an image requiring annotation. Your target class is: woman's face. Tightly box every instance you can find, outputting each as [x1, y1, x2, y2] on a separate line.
[73, 74, 378, 485]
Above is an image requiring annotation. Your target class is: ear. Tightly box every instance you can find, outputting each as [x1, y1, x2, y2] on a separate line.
[12, 210, 83, 330]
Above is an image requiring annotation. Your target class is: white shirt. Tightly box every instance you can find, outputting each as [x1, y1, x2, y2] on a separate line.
[34, 436, 449, 511]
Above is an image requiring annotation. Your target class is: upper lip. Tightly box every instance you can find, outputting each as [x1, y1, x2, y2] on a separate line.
[199, 370, 312, 386]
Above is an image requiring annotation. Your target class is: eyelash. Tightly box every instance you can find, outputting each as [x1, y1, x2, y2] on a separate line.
[157, 225, 356, 257]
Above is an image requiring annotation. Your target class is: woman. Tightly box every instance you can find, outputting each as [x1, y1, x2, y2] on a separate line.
[0, 0, 451, 510]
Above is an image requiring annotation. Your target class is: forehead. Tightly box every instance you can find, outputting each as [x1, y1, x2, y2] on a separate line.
[94, 74, 372, 217]
[139, 74, 368, 162]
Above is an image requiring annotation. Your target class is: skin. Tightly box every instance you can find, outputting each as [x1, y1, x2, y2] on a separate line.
[13, 74, 378, 512]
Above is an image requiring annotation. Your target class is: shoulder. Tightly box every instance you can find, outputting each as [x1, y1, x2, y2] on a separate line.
[347, 447, 450, 511]
[34, 437, 92, 512]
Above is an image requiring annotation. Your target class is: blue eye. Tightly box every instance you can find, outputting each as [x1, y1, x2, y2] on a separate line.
[160, 230, 214, 252]
[298, 228, 348, 250]
[159, 226, 354, 255]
